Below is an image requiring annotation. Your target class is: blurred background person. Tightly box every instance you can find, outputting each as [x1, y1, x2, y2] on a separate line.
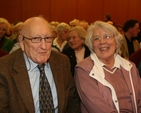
[9, 22, 23, 53]
[75, 21, 141, 113]
[50, 21, 59, 28]
[69, 19, 80, 28]
[79, 20, 89, 31]
[136, 22, 141, 45]
[114, 24, 124, 35]
[62, 26, 90, 76]
[104, 13, 114, 25]
[50, 21, 59, 39]
[0, 18, 14, 53]
[52, 22, 70, 52]
[120, 19, 140, 60]
[13, 21, 24, 43]
[50, 25, 57, 39]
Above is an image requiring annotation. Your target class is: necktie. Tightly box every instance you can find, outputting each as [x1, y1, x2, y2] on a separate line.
[37, 64, 54, 113]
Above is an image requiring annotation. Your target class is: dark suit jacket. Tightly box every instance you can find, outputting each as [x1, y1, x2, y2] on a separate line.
[62, 45, 90, 76]
[0, 49, 80, 113]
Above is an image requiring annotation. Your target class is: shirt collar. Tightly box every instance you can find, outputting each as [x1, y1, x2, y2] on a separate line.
[23, 53, 48, 72]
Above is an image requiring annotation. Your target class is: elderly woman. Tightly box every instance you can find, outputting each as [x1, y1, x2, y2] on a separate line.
[75, 21, 141, 113]
[0, 18, 14, 52]
[62, 26, 90, 76]
[52, 22, 70, 52]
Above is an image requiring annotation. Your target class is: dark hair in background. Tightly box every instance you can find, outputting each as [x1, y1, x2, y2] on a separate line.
[123, 19, 139, 32]
[104, 13, 111, 22]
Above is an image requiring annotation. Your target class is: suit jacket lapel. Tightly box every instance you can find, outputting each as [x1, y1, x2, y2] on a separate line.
[12, 50, 35, 112]
[49, 52, 65, 113]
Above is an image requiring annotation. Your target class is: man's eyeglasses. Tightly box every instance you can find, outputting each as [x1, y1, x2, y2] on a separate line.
[23, 36, 53, 43]
[93, 34, 114, 44]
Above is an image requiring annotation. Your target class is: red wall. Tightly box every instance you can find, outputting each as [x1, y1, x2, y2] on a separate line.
[0, 0, 141, 25]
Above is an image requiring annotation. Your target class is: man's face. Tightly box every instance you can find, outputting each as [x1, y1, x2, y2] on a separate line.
[19, 19, 53, 65]
[0, 23, 7, 38]
[130, 23, 140, 37]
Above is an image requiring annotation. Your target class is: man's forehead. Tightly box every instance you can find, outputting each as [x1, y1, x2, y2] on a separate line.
[22, 18, 51, 34]
[25, 19, 46, 27]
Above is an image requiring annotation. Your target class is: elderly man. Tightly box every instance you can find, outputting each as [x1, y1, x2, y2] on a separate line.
[0, 16, 80, 113]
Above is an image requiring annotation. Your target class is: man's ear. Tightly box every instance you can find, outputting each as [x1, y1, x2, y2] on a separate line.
[18, 35, 24, 51]
[18, 35, 24, 42]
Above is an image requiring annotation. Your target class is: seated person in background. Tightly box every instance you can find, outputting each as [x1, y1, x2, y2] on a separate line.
[114, 24, 124, 35]
[0, 16, 80, 112]
[79, 20, 89, 31]
[0, 18, 14, 52]
[50, 21, 59, 28]
[120, 19, 140, 59]
[62, 26, 90, 76]
[50, 21, 59, 39]
[50, 25, 57, 39]
[136, 22, 141, 43]
[5, 23, 15, 41]
[69, 19, 80, 28]
[9, 22, 23, 53]
[75, 21, 141, 113]
[12, 21, 24, 43]
[0, 49, 8, 57]
[104, 13, 114, 25]
[52, 22, 70, 52]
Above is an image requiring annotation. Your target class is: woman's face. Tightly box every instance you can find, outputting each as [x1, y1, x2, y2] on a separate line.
[92, 28, 117, 63]
[0, 23, 7, 38]
[68, 31, 84, 51]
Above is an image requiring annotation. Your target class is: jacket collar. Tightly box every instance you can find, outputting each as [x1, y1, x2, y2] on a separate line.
[89, 53, 132, 80]
[13, 49, 35, 112]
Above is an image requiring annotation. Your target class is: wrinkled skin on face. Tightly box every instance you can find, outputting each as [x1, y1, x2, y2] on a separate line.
[68, 31, 84, 51]
[19, 17, 53, 65]
[93, 28, 117, 68]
